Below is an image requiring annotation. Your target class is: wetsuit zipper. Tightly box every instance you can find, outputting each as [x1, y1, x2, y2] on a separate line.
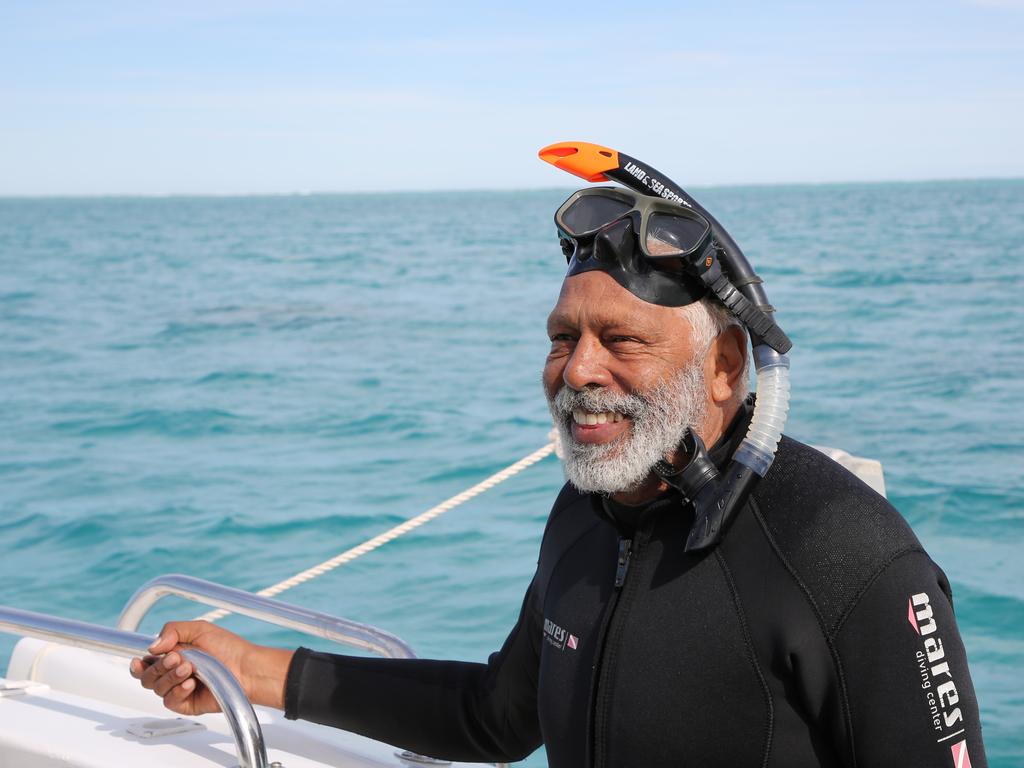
[614, 538, 632, 587]
[588, 533, 644, 768]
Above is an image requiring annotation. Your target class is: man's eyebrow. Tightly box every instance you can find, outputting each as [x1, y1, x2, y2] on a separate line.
[546, 312, 656, 338]
[546, 311, 574, 328]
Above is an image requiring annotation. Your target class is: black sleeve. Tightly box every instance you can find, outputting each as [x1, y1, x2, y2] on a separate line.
[831, 550, 987, 767]
[283, 579, 544, 763]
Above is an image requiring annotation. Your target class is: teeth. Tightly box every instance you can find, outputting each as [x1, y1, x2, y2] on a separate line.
[571, 410, 627, 425]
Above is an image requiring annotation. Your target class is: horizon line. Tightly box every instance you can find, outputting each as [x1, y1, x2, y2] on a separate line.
[1, 174, 1022, 200]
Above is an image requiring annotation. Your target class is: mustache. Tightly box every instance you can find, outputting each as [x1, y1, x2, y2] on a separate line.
[550, 385, 649, 420]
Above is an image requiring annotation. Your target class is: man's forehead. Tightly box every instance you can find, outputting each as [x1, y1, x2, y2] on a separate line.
[547, 273, 680, 331]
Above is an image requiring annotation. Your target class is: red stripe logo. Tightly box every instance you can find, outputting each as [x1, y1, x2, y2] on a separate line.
[950, 739, 971, 768]
[907, 597, 920, 634]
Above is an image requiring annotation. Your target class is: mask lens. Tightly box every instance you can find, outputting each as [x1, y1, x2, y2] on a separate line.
[560, 195, 633, 236]
[645, 212, 709, 257]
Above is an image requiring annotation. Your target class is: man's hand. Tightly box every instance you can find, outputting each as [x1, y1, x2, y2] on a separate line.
[129, 620, 294, 715]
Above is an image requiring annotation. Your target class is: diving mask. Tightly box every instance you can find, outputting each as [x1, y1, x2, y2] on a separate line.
[555, 187, 712, 307]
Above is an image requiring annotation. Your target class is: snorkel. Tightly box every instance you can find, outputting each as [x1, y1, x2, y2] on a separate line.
[539, 141, 792, 552]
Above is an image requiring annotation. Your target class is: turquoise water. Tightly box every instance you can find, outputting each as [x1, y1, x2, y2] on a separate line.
[1, 182, 1021, 766]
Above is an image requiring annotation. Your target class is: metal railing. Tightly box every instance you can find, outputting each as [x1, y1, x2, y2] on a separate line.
[117, 574, 416, 659]
[0, 604, 268, 768]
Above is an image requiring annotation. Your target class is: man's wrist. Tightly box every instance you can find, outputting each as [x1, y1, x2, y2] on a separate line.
[242, 644, 295, 710]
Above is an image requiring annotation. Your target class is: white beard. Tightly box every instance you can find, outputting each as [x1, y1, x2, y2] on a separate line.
[546, 362, 709, 495]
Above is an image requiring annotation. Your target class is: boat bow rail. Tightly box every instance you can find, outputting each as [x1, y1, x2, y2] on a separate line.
[2, 577, 496, 768]
[118, 573, 417, 659]
[117, 576, 475, 766]
[0, 603, 269, 768]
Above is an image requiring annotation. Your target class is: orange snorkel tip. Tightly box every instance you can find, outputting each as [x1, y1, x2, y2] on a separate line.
[538, 141, 620, 183]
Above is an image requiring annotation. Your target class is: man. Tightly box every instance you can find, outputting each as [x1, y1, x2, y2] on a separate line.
[132, 149, 987, 767]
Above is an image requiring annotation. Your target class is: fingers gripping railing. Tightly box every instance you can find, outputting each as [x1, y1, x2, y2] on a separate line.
[118, 574, 416, 659]
[0, 604, 268, 768]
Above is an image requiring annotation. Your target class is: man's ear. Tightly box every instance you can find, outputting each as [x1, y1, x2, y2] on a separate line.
[708, 326, 747, 404]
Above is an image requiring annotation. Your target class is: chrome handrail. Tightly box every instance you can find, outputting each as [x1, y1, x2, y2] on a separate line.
[117, 574, 416, 659]
[0, 604, 268, 768]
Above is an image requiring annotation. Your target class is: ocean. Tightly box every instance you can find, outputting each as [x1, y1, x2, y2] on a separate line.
[1, 181, 1021, 766]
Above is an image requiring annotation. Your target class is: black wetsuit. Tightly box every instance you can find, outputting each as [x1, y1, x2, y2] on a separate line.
[285, 407, 988, 767]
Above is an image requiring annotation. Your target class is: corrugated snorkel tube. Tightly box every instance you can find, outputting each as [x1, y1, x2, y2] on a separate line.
[734, 345, 791, 476]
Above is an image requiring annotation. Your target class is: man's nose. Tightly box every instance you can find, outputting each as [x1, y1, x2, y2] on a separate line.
[562, 335, 612, 391]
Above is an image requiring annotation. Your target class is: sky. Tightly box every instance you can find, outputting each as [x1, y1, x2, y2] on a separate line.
[1, 0, 1022, 195]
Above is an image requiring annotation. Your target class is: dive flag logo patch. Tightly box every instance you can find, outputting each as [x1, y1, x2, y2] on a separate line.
[543, 617, 580, 652]
[950, 740, 972, 768]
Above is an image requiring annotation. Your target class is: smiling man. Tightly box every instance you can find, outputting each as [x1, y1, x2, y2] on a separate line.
[545, 271, 747, 506]
[131, 148, 987, 767]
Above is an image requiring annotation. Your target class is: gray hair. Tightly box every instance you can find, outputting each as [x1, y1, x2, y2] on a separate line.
[678, 298, 751, 404]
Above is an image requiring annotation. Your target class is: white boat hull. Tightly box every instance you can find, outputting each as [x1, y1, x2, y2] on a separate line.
[3, 638, 482, 768]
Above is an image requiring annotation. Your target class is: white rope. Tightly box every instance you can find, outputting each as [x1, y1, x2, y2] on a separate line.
[198, 442, 556, 622]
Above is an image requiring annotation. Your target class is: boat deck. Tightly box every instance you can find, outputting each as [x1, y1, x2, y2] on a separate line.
[1, 638, 480, 768]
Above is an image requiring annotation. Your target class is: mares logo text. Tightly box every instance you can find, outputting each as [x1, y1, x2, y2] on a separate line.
[543, 618, 579, 652]
[907, 592, 965, 741]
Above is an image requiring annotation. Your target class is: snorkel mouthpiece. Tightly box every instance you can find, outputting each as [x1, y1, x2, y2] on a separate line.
[540, 140, 793, 551]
